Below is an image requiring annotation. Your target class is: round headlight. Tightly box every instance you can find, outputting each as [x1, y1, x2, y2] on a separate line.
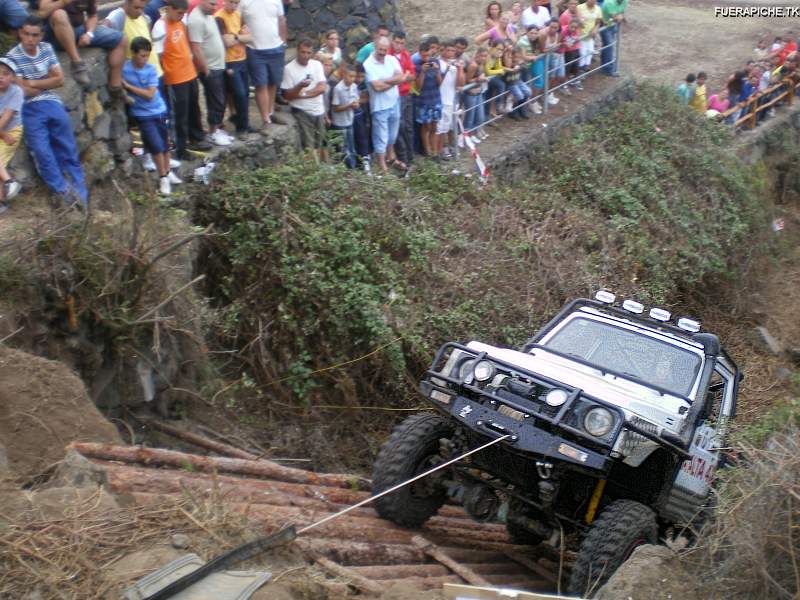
[458, 359, 476, 382]
[473, 360, 495, 382]
[545, 388, 569, 407]
[584, 407, 614, 437]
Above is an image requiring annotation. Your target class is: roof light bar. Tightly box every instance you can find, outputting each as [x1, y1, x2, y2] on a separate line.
[677, 317, 701, 333]
[622, 300, 644, 314]
[595, 290, 616, 304]
[649, 307, 671, 322]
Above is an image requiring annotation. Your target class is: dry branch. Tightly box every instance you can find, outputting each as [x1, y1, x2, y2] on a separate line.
[412, 535, 492, 587]
[141, 419, 260, 460]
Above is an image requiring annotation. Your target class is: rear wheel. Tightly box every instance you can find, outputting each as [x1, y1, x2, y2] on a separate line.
[372, 413, 454, 528]
[567, 499, 658, 597]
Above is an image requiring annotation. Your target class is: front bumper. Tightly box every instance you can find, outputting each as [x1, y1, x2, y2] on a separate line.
[444, 393, 613, 473]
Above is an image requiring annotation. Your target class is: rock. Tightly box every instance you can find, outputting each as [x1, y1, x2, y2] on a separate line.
[171, 533, 191, 549]
[48, 449, 108, 488]
[286, 7, 312, 32]
[91, 111, 112, 140]
[83, 143, 116, 181]
[594, 545, 701, 600]
[755, 325, 784, 355]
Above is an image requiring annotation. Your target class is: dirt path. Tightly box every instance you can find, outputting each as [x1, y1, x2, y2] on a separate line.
[397, 0, 789, 91]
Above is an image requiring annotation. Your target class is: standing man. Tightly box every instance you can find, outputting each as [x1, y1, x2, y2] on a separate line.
[521, 0, 550, 31]
[600, 0, 627, 76]
[363, 35, 404, 173]
[216, 0, 254, 138]
[7, 16, 88, 207]
[388, 30, 415, 168]
[104, 0, 159, 76]
[356, 24, 390, 65]
[280, 38, 327, 159]
[239, 0, 285, 130]
[188, 0, 232, 146]
[31, 0, 127, 91]
[152, 0, 211, 159]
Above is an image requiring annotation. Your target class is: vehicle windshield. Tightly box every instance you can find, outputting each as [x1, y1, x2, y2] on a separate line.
[541, 316, 702, 397]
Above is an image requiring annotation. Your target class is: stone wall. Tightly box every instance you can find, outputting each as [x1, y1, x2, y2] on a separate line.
[8, 48, 131, 195]
[286, 0, 403, 58]
[485, 77, 637, 181]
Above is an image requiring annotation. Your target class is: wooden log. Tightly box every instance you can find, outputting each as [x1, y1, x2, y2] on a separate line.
[70, 442, 371, 490]
[141, 419, 260, 460]
[382, 575, 462, 590]
[349, 564, 450, 579]
[412, 535, 492, 587]
[504, 551, 559, 584]
[315, 558, 384, 595]
[296, 538, 426, 566]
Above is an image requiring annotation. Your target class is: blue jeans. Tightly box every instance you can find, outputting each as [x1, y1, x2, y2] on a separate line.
[371, 101, 400, 155]
[352, 108, 370, 158]
[226, 61, 249, 132]
[600, 24, 618, 75]
[46, 22, 123, 50]
[509, 81, 531, 105]
[23, 99, 87, 205]
[331, 124, 356, 168]
[0, 0, 27, 29]
[488, 77, 506, 114]
[462, 92, 485, 132]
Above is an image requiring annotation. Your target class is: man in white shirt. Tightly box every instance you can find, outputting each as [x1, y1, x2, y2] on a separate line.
[280, 38, 327, 158]
[239, 0, 285, 129]
[363, 36, 404, 173]
[435, 39, 464, 160]
[521, 1, 550, 30]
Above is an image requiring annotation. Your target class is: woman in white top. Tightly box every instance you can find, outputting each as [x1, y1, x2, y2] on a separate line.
[317, 29, 342, 68]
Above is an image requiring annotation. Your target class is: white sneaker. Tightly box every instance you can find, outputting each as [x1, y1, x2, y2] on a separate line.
[532, 101, 543, 115]
[547, 94, 559, 105]
[142, 153, 157, 172]
[478, 128, 489, 140]
[159, 176, 171, 195]
[169, 158, 181, 168]
[5, 180, 21, 201]
[167, 171, 183, 185]
[220, 130, 236, 143]
[504, 96, 514, 114]
[561, 85, 573, 96]
[210, 129, 232, 147]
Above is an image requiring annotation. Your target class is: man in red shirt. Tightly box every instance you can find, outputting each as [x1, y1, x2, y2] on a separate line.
[388, 30, 416, 167]
[777, 32, 798, 66]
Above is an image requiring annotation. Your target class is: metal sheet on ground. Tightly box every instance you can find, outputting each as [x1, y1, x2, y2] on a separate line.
[444, 583, 572, 600]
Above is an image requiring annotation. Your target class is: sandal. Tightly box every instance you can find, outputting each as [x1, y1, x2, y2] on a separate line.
[388, 159, 408, 172]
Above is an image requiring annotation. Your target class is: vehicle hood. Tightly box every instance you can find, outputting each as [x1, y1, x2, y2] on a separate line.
[465, 341, 690, 433]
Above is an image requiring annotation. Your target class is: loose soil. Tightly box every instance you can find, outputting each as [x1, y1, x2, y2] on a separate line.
[0, 345, 121, 481]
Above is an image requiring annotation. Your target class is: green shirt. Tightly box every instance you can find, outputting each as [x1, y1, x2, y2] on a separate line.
[356, 42, 374, 64]
[602, 0, 628, 24]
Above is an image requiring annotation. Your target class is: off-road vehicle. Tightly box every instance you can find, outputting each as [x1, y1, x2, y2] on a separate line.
[372, 292, 740, 597]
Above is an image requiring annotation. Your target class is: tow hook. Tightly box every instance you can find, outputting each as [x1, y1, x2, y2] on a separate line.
[536, 461, 553, 480]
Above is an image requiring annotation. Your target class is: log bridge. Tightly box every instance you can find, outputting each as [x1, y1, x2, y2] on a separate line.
[68, 421, 567, 595]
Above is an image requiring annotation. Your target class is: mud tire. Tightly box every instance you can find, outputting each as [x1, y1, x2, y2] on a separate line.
[372, 413, 454, 528]
[567, 499, 658, 597]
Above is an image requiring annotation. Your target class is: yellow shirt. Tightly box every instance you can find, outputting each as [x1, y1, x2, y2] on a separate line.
[485, 56, 504, 77]
[214, 8, 246, 63]
[689, 83, 707, 113]
[576, 3, 603, 39]
[124, 15, 162, 77]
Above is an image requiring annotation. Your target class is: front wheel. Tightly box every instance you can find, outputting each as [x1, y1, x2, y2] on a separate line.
[567, 499, 658, 597]
[372, 413, 454, 528]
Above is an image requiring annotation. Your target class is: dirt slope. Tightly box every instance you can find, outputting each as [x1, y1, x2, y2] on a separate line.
[0, 345, 121, 480]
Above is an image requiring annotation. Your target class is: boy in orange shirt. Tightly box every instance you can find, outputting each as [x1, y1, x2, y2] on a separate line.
[215, 0, 254, 137]
[151, 0, 211, 159]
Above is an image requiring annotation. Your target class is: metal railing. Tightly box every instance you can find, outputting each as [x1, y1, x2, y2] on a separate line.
[719, 78, 800, 130]
[452, 22, 622, 159]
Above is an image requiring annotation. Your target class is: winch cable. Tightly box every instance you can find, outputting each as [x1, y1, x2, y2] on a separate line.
[297, 433, 511, 535]
[142, 433, 511, 600]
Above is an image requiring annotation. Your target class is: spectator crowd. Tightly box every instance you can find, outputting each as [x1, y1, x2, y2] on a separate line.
[0, 0, 631, 213]
[677, 31, 799, 127]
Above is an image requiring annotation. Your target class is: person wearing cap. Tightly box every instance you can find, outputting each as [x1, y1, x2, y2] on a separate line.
[0, 56, 23, 214]
[7, 15, 88, 208]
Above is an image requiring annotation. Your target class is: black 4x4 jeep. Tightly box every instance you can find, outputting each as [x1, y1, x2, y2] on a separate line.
[372, 292, 740, 596]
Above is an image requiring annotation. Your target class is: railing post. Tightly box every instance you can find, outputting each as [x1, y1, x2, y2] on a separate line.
[450, 90, 463, 160]
[542, 53, 550, 115]
[613, 23, 622, 75]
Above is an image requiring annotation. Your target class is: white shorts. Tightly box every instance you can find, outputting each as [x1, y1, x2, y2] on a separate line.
[436, 104, 454, 135]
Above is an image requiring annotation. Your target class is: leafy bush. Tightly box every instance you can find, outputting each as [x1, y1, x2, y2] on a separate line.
[195, 85, 769, 414]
